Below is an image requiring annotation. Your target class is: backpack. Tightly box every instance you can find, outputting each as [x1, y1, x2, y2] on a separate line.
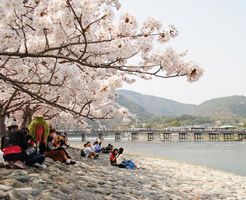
[122, 160, 135, 170]
[80, 149, 85, 157]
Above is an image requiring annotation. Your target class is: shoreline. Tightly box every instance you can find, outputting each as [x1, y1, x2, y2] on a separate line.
[72, 143, 246, 178]
[72, 141, 246, 177]
[0, 146, 246, 199]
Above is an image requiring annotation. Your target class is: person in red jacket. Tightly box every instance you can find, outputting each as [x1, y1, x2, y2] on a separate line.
[1, 119, 27, 169]
[110, 148, 119, 166]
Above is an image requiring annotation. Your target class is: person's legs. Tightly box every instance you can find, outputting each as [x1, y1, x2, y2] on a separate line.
[3, 153, 26, 169]
[25, 154, 45, 166]
[87, 152, 94, 158]
[118, 163, 126, 168]
[3, 153, 26, 162]
[45, 149, 68, 162]
[56, 147, 71, 159]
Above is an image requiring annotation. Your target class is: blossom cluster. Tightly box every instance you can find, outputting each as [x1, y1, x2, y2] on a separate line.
[0, 0, 203, 128]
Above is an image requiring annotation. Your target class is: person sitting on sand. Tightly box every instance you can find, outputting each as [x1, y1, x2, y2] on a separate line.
[1, 120, 46, 169]
[45, 128, 76, 165]
[83, 142, 98, 159]
[62, 132, 70, 148]
[93, 141, 102, 153]
[102, 143, 113, 154]
[23, 128, 46, 169]
[117, 147, 137, 169]
[1, 119, 28, 169]
[110, 148, 119, 166]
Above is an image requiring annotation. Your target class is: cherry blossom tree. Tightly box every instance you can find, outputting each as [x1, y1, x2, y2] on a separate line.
[0, 0, 203, 134]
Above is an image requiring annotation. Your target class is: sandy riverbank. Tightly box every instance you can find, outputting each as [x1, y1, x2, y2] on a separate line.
[0, 146, 246, 200]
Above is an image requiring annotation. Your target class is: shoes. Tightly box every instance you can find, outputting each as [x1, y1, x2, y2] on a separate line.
[65, 159, 76, 165]
[4, 161, 15, 169]
[33, 163, 47, 169]
[13, 161, 26, 169]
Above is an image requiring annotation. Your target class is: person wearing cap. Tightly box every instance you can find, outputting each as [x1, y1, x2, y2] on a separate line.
[1, 119, 28, 168]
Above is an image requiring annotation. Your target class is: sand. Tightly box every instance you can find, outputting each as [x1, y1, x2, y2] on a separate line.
[0, 146, 246, 200]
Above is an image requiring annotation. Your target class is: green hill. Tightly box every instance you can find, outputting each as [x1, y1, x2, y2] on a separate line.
[116, 92, 153, 120]
[116, 90, 196, 117]
[116, 90, 246, 122]
[192, 95, 246, 118]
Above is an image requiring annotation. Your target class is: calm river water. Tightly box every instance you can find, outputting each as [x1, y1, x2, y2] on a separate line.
[70, 138, 246, 176]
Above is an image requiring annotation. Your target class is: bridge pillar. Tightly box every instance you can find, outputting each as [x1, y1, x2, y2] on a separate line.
[131, 132, 138, 141]
[81, 133, 86, 142]
[147, 132, 154, 141]
[194, 133, 203, 142]
[179, 132, 187, 142]
[98, 133, 104, 141]
[209, 133, 219, 142]
[115, 132, 121, 141]
[223, 133, 234, 141]
[238, 133, 246, 141]
[162, 133, 172, 141]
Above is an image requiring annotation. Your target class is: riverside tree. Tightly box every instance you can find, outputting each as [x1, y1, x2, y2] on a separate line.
[0, 0, 203, 134]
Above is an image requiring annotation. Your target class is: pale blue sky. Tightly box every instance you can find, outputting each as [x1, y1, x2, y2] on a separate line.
[120, 0, 246, 104]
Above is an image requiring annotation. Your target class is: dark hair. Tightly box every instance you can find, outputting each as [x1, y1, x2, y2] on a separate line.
[118, 147, 124, 155]
[84, 143, 87, 147]
[56, 131, 61, 135]
[93, 141, 98, 145]
[26, 134, 34, 142]
[21, 128, 29, 136]
[50, 128, 56, 133]
[112, 148, 119, 155]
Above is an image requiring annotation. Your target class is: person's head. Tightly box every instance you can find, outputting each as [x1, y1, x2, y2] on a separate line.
[50, 128, 56, 134]
[108, 143, 111, 147]
[118, 148, 124, 155]
[86, 141, 91, 147]
[93, 141, 98, 145]
[84, 143, 87, 148]
[112, 148, 119, 156]
[34, 115, 44, 121]
[6, 118, 18, 131]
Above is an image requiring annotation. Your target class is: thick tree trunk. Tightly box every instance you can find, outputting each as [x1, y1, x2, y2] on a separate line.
[0, 114, 6, 136]
[21, 105, 32, 128]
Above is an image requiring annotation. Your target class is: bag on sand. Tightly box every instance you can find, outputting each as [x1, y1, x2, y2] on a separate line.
[122, 160, 135, 170]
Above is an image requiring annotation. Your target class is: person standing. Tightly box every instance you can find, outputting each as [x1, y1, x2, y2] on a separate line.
[28, 116, 50, 153]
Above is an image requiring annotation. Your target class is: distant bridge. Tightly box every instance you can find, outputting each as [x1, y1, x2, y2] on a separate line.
[66, 128, 246, 142]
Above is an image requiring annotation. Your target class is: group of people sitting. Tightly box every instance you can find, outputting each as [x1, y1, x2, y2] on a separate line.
[80, 140, 137, 170]
[80, 141, 100, 159]
[0, 116, 75, 169]
[0, 116, 136, 170]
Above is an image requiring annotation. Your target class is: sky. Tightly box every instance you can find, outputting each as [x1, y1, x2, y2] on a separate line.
[119, 0, 246, 105]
